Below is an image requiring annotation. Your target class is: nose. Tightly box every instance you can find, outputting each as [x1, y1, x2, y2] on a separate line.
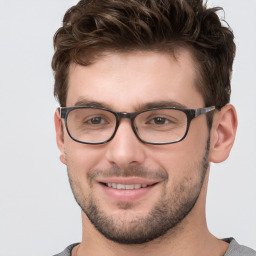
[105, 119, 146, 169]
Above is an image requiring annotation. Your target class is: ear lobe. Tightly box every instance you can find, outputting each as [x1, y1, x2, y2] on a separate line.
[209, 104, 238, 163]
[54, 109, 67, 165]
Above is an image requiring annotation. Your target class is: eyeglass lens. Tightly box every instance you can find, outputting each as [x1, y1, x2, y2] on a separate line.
[66, 108, 188, 144]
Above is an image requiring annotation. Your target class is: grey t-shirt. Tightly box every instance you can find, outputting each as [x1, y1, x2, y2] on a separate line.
[53, 238, 256, 256]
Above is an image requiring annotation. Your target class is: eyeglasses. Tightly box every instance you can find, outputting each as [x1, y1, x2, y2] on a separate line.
[59, 106, 215, 145]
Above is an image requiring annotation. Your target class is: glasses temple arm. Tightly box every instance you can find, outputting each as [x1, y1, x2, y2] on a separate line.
[195, 106, 216, 117]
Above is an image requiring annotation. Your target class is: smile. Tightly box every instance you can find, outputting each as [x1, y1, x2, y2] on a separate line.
[98, 178, 160, 202]
[105, 183, 149, 189]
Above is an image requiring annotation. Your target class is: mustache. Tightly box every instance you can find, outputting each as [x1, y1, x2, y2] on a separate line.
[88, 165, 168, 183]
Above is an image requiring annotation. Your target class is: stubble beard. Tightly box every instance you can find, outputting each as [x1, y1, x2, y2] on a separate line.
[67, 138, 210, 244]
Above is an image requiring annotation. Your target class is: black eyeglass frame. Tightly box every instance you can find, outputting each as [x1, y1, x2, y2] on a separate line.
[59, 106, 216, 145]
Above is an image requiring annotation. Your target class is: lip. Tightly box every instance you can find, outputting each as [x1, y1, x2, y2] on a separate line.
[97, 177, 160, 202]
[98, 177, 158, 186]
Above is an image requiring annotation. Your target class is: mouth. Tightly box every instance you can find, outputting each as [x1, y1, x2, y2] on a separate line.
[103, 183, 151, 189]
[98, 179, 159, 202]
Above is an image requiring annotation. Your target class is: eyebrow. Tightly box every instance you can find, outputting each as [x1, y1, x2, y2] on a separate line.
[73, 98, 188, 111]
[74, 98, 112, 109]
[139, 101, 188, 111]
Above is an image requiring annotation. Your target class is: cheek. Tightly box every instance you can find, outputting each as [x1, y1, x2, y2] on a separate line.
[147, 142, 202, 171]
[64, 140, 107, 178]
[146, 126, 209, 179]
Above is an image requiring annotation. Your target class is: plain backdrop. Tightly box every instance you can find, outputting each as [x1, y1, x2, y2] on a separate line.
[0, 0, 255, 255]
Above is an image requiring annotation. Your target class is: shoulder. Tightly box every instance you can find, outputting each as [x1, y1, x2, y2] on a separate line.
[53, 243, 79, 256]
[224, 238, 256, 256]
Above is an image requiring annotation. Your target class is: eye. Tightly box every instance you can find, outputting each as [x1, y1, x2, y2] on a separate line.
[87, 116, 106, 124]
[149, 117, 171, 125]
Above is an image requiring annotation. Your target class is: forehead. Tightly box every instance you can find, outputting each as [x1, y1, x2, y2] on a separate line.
[66, 50, 204, 110]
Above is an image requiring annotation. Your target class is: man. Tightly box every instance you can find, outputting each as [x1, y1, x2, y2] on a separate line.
[52, 0, 255, 255]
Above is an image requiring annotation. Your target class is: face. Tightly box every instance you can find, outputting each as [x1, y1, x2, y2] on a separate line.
[56, 50, 211, 244]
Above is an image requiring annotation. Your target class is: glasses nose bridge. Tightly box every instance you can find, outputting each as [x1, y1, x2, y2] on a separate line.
[116, 111, 137, 121]
[115, 111, 137, 133]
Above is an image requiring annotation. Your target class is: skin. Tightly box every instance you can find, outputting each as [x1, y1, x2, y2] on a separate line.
[55, 50, 237, 256]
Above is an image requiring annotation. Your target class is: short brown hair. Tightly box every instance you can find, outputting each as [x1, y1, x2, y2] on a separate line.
[52, 0, 236, 109]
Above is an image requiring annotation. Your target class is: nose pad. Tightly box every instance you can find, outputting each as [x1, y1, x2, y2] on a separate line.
[105, 120, 146, 169]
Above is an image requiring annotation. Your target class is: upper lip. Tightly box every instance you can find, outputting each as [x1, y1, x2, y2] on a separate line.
[97, 177, 160, 186]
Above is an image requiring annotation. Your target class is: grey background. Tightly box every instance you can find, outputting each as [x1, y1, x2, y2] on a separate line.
[0, 0, 255, 255]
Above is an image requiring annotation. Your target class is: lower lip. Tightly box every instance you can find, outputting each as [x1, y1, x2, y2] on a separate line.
[99, 183, 157, 202]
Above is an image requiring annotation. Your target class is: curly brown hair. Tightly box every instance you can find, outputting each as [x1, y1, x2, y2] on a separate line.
[52, 0, 236, 110]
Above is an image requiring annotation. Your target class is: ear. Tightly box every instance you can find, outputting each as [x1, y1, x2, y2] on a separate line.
[54, 109, 67, 165]
[209, 104, 238, 163]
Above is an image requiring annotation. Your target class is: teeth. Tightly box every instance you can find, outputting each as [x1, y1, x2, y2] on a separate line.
[134, 184, 141, 189]
[117, 184, 126, 189]
[106, 183, 148, 189]
[124, 184, 134, 190]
